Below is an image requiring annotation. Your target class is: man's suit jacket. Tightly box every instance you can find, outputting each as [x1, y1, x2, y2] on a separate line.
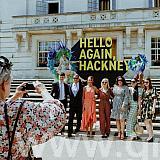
[50, 82, 69, 100]
[69, 81, 83, 110]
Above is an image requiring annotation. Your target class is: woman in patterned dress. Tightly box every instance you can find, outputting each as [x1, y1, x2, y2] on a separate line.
[111, 76, 129, 140]
[126, 78, 142, 140]
[0, 56, 66, 159]
[139, 78, 158, 142]
[81, 76, 98, 137]
[98, 78, 114, 138]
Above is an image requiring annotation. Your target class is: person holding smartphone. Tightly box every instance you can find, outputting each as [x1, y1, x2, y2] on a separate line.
[0, 56, 66, 159]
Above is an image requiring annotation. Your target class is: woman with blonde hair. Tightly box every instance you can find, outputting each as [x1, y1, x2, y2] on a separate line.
[0, 56, 66, 159]
[98, 78, 114, 138]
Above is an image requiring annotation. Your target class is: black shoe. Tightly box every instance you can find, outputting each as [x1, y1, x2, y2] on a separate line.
[106, 133, 110, 138]
[102, 135, 106, 138]
[74, 129, 80, 134]
[147, 137, 153, 143]
[68, 133, 72, 138]
[136, 136, 142, 140]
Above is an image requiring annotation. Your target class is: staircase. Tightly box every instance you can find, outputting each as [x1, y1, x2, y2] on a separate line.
[10, 79, 160, 135]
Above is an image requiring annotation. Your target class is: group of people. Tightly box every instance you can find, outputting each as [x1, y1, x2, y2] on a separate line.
[0, 55, 159, 159]
[50, 72, 158, 142]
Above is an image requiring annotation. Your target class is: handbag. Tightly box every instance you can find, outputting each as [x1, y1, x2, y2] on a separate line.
[134, 119, 144, 135]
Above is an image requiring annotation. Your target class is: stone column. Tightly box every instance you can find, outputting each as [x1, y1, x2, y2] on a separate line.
[66, 30, 72, 50]
[76, 29, 83, 40]
[137, 27, 144, 48]
[13, 33, 22, 51]
[22, 32, 31, 52]
[126, 27, 131, 48]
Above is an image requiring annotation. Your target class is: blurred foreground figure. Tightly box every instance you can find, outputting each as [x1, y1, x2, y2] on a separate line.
[0, 56, 66, 159]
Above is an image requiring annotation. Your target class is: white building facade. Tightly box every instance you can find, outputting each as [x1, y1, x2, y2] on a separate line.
[0, 0, 160, 78]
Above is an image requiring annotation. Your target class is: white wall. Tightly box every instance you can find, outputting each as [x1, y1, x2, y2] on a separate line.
[28, 0, 37, 15]
[64, 0, 88, 13]
[116, 0, 148, 10]
[0, 0, 27, 20]
[0, 0, 37, 20]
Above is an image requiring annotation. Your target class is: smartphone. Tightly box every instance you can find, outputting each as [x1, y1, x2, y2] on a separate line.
[25, 83, 35, 90]
[21, 83, 35, 91]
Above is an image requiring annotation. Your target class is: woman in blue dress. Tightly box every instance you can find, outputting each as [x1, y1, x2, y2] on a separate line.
[111, 76, 129, 140]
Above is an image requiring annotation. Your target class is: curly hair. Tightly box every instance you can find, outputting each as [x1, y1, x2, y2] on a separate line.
[0, 56, 12, 85]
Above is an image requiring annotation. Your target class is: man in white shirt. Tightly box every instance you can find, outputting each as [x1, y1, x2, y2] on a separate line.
[68, 74, 84, 137]
[51, 73, 69, 134]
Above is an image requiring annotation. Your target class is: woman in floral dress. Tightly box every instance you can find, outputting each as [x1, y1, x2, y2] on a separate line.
[140, 78, 158, 142]
[0, 56, 66, 159]
[111, 76, 129, 140]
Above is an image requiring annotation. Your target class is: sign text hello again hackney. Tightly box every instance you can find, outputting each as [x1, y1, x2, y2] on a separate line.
[78, 37, 128, 71]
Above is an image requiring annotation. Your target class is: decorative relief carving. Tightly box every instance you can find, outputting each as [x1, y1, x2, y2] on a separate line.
[110, 13, 116, 19]
[90, 15, 96, 20]
[153, 10, 159, 18]
[34, 18, 40, 24]
[43, 18, 49, 24]
[52, 17, 58, 23]
[100, 14, 107, 20]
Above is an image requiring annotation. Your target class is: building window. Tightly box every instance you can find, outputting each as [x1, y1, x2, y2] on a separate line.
[99, 0, 110, 10]
[154, 0, 160, 7]
[151, 37, 160, 66]
[48, 2, 59, 14]
[38, 41, 59, 67]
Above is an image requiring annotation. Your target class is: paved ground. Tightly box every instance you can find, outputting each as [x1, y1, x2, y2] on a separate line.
[32, 132, 160, 160]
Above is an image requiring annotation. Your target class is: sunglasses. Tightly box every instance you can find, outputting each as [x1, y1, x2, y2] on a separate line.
[144, 81, 149, 84]
[102, 82, 107, 84]
[131, 81, 136, 83]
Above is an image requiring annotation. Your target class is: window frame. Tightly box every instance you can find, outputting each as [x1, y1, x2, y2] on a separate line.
[154, 0, 160, 7]
[145, 30, 160, 69]
[99, 0, 111, 11]
[151, 37, 160, 66]
[47, 0, 60, 14]
[37, 41, 59, 67]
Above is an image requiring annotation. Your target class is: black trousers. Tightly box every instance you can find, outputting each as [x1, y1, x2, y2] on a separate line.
[60, 99, 68, 109]
[68, 108, 82, 134]
[60, 99, 67, 133]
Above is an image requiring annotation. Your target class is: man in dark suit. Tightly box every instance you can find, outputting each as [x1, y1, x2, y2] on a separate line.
[68, 74, 83, 137]
[50, 72, 69, 134]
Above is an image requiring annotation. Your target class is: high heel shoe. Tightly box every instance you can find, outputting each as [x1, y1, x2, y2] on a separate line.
[147, 137, 153, 143]
[120, 132, 125, 140]
[87, 131, 90, 137]
[117, 132, 121, 139]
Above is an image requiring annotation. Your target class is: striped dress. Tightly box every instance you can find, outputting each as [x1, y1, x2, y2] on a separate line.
[126, 87, 142, 138]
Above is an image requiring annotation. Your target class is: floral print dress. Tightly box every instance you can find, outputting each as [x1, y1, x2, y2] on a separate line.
[111, 85, 129, 120]
[141, 88, 158, 120]
[0, 98, 66, 159]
